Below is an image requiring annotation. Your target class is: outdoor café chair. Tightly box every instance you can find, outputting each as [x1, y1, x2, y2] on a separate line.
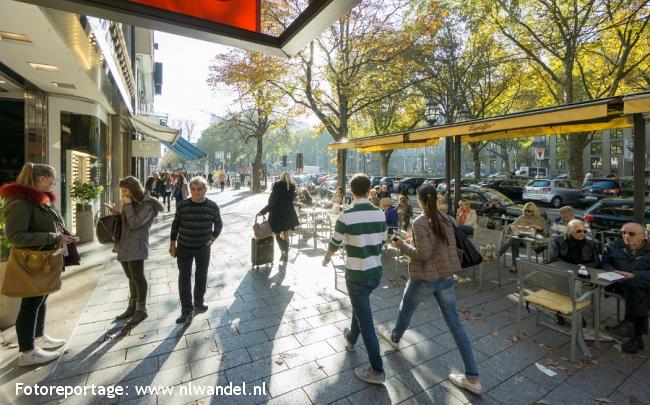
[471, 226, 504, 290]
[516, 258, 596, 362]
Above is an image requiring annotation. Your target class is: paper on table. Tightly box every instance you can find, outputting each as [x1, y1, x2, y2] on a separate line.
[597, 272, 626, 282]
[535, 362, 557, 377]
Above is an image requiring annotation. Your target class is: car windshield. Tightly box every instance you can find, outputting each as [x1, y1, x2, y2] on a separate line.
[529, 180, 551, 187]
[481, 189, 514, 206]
[585, 180, 616, 189]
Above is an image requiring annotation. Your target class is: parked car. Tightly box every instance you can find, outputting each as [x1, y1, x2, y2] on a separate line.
[446, 187, 524, 219]
[482, 179, 528, 201]
[395, 177, 426, 195]
[424, 177, 446, 188]
[516, 166, 547, 178]
[522, 178, 581, 208]
[437, 178, 477, 194]
[582, 197, 650, 232]
[577, 178, 634, 207]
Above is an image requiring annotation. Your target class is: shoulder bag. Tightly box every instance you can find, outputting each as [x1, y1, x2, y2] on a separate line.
[452, 224, 483, 268]
[1, 243, 64, 297]
[253, 215, 273, 239]
[96, 214, 123, 244]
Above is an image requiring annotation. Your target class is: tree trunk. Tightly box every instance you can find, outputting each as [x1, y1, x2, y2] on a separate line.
[379, 150, 393, 176]
[568, 134, 588, 182]
[251, 135, 263, 193]
[337, 149, 348, 192]
[469, 143, 481, 180]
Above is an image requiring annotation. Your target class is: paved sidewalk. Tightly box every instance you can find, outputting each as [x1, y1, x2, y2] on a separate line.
[6, 188, 648, 404]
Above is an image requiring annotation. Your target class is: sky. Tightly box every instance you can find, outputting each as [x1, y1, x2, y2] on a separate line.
[153, 31, 234, 138]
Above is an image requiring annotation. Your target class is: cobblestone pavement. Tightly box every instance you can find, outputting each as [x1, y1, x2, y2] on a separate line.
[21, 189, 649, 404]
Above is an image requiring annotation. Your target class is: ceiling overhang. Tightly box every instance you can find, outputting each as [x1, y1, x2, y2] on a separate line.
[15, 0, 361, 57]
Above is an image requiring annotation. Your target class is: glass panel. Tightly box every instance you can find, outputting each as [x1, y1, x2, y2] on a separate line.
[25, 90, 47, 164]
[610, 157, 619, 169]
[591, 142, 602, 155]
[591, 157, 603, 169]
[611, 140, 623, 155]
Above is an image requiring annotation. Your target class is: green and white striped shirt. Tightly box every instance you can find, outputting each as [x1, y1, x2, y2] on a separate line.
[328, 198, 387, 281]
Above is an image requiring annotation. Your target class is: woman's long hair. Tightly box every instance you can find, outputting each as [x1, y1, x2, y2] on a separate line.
[16, 162, 56, 187]
[522, 202, 541, 217]
[417, 184, 449, 246]
[118, 176, 145, 203]
[279, 172, 294, 190]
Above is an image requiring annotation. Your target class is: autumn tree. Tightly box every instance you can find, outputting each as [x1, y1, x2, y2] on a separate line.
[207, 50, 289, 192]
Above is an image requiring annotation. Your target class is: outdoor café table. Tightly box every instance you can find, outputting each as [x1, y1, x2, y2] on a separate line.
[544, 260, 617, 352]
[503, 233, 553, 263]
[300, 207, 330, 249]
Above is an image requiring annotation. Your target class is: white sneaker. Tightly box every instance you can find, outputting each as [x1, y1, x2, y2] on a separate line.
[36, 334, 66, 349]
[343, 328, 355, 352]
[449, 373, 482, 395]
[377, 324, 399, 351]
[17, 347, 61, 367]
[354, 366, 385, 385]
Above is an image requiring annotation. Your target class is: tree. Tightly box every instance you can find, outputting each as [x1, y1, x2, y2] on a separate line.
[268, 0, 442, 189]
[207, 50, 289, 192]
[169, 118, 196, 142]
[484, 0, 649, 181]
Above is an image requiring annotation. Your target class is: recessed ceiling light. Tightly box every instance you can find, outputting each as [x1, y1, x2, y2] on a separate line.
[52, 82, 76, 89]
[0, 79, 6, 84]
[28, 62, 60, 72]
[0, 31, 31, 43]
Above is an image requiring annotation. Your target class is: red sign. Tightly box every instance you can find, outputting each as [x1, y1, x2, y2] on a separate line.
[128, 0, 261, 32]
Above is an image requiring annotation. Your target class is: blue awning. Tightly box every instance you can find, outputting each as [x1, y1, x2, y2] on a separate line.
[162, 137, 207, 162]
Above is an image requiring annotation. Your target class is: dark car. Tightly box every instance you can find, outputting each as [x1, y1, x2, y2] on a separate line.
[582, 197, 650, 232]
[577, 178, 633, 207]
[437, 178, 477, 194]
[447, 187, 524, 219]
[424, 177, 446, 188]
[395, 177, 426, 195]
[370, 176, 382, 188]
[483, 179, 528, 201]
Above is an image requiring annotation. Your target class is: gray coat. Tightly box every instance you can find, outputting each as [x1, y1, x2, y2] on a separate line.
[113, 192, 165, 262]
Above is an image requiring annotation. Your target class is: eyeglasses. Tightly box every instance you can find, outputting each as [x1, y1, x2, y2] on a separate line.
[574, 229, 585, 234]
[620, 231, 637, 237]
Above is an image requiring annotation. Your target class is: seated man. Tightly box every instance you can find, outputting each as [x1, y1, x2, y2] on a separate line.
[555, 205, 575, 226]
[550, 219, 600, 268]
[479, 196, 507, 230]
[602, 222, 650, 354]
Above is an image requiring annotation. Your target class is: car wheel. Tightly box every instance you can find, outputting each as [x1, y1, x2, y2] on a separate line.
[551, 196, 562, 208]
[408, 187, 415, 195]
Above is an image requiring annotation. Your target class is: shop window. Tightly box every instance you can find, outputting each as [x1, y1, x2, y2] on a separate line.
[592, 131, 602, 141]
[610, 128, 624, 140]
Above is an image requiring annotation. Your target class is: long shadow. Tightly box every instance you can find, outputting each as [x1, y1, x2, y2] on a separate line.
[218, 193, 258, 210]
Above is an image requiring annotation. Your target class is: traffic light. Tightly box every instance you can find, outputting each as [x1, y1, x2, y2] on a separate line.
[281, 155, 287, 167]
[296, 153, 303, 173]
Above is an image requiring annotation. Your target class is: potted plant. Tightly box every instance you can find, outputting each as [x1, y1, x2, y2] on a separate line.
[0, 197, 20, 328]
[70, 180, 103, 243]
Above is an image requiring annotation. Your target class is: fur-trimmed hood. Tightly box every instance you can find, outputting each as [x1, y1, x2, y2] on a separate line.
[0, 183, 56, 205]
[142, 191, 165, 213]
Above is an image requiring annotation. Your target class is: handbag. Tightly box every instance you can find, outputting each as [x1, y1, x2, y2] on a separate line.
[453, 224, 483, 268]
[253, 215, 273, 239]
[63, 229, 80, 266]
[1, 246, 64, 297]
[96, 214, 122, 244]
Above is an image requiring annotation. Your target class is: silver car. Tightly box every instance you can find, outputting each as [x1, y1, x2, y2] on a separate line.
[522, 179, 581, 208]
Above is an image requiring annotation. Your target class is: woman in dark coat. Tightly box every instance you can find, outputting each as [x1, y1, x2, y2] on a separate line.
[258, 172, 299, 261]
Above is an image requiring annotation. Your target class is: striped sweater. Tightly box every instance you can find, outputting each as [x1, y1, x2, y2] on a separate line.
[328, 198, 387, 281]
[170, 198, 223, 248]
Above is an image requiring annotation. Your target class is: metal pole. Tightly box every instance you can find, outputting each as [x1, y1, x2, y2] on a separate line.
[445, 137, 452, 209]
[633, 114, 646, 225]
[454, 135, 462, 215]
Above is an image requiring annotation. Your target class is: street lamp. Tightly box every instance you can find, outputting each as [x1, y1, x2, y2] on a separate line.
[457, 106, 470, 122]
[424, 96, 440, 126]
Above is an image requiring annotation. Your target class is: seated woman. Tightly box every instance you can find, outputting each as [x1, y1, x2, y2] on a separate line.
[320, 186, 344, 209]
[456, 199, 477, 236]
[298, 188, 313, 207]
[498, 202, 549, 272]
[550, 219, 601, 268]
[382, 198, 399, 233]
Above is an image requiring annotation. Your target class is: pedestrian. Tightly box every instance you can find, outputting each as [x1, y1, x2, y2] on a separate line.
[218, 172, 226, 192]
[0, 163, 74, 366]
[226, 173, 231, 187]
[240, 172, 245, 185]
[379, 184, 482, 395]
[169, 176, 223, 324]
[161, 171, 173, 212]
[258, 172, 300, 262]
[603, 222, 650, 354]
[396, 194, 413, 230]
[107, 176, 164, 326]
[207, 172, 214, 190]
[378, 184, 391, 199]
[322, 173, 387, 384]
[145, 172, 163, 199]
[583, 171, 593, 185]
[173, 173, 190, 206]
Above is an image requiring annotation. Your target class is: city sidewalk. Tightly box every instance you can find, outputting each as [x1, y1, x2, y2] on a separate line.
[2, 188, 648, 404]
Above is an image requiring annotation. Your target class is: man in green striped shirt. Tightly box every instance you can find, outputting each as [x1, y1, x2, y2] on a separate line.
[323, 173, 387, 384]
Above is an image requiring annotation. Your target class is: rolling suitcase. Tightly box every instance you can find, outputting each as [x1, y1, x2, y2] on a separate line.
[251, 236, 274, 268]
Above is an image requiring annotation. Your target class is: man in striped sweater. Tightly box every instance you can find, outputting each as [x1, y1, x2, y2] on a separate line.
[323, 173, 387, 384]
[169, 176, 223, 324]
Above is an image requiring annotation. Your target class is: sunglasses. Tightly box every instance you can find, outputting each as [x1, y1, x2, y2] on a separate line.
[620, 231, 637, 237]
[574, 229, 585, 234]
[524, 210, 533, 213]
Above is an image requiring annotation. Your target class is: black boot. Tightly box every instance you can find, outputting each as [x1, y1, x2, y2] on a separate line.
[605, 320, 635, 338]
[126, 302, 148, 326]
[622, 335, 644, 354]
[276, 236, 289, 261]
[176, 311, 194, 324]
[115, 298, 136, 320]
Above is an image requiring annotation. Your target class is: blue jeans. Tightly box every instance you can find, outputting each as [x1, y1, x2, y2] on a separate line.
[391, 277, 479, 377]
[346, 277, 383, 373]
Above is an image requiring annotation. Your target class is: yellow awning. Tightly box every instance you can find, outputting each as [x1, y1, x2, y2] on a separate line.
[357, 138, 440, 152]
[624, 93, 650, 115]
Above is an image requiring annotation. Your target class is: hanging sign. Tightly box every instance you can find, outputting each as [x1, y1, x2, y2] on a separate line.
[535, 147, 545, 160]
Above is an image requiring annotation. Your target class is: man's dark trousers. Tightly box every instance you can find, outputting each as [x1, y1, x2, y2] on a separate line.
[176, 245, 211, 313]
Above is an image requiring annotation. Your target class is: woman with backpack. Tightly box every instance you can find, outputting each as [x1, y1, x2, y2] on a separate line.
[107, 176, 164, 325]
[378, 184, 482, 396]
